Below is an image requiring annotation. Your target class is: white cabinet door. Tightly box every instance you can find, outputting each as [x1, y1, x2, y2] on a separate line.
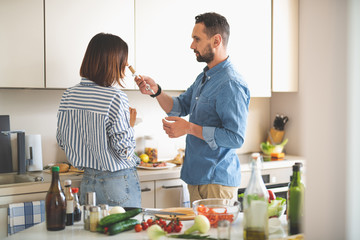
[155, 178, 183, 208]
[135, 0, 271, 96]
[140, 181, 155, 208]
[272, 0, 299, 92]
[45, 0, 135, 89]
[0, 0, 44, 88]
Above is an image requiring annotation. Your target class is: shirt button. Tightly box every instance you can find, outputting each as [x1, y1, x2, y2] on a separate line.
[195, 97, 199, 100]
[208, 76, 211, 79]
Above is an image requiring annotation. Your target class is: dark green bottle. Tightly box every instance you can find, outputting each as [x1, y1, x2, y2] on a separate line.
[287, 164, 304, 235]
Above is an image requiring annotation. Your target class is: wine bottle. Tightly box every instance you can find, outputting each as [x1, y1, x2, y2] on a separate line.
[243, 153, 269, 240]
[45, 166, 66, 231]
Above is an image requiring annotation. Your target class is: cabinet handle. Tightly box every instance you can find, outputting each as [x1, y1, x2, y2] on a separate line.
[162, 185, 183, 189]
[141, 187, 152, 192]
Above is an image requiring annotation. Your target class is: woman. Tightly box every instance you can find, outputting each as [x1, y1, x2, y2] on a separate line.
[56, 33, 141, 207]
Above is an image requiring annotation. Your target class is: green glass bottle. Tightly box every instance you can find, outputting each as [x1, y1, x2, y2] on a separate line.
[287, 164, 304, 235]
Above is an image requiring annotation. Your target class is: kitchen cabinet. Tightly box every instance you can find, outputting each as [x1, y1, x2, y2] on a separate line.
[135, 0, 271, 96]
[0, 0, 44, 88]
[45, 0, 135, 89]
[272, 0, 299, 92]
[140, 181, 155, 208]
[155, 178, 184, 208]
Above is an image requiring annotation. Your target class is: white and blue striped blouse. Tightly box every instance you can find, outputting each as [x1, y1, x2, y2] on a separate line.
[56, 78, 139, 172]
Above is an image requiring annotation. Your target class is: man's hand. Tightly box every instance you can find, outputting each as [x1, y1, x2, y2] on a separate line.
[134, 75, 158, 95]
[162, 117, 190, 138]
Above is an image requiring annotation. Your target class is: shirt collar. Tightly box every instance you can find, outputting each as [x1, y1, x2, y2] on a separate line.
[202, 56, 231, 80]
[80, 77, 97, 86]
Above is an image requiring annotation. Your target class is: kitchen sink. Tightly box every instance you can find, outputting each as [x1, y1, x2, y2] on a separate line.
[0, 172, 44, 185]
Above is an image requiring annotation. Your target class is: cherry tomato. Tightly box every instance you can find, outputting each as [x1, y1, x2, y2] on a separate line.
[165, 225, 173, 233]
[134, 224, 142, 232]
[174, 225, 182, 232]
[141, 221, 149, 230]
[147, 218, 153, 226]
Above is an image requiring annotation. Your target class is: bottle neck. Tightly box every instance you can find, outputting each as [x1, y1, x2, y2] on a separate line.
[291, 170, 301, 185]
[51, 171, 61, 190]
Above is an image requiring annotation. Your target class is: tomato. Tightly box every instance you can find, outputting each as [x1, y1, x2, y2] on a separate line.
[135, 224, 142, 232]
[268, 189, 276, 203]
[141, 221, 149, 230]
[174, 225, 182, 232]
[147, 218, 153, 226]
[164, 225, 172, 233]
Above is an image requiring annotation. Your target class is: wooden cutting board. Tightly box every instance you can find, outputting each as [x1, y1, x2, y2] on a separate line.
[155, 207, 195, 221]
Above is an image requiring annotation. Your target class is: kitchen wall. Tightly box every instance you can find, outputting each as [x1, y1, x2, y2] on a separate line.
[0, 88, 270, 169]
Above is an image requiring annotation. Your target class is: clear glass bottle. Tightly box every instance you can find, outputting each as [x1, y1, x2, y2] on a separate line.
[72, 187, 82, 222]
[64, 180, 74, 226]
[90, 206, 100, 232]
[83, 205, 91, 230]
[45, 166, 66, 231]
[243, 153, 269, 240]
[99, 204, 109, 220]
[287, 164, 305, 235]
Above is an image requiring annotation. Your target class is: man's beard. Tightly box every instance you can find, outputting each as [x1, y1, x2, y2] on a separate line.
[195, 44, 214, 63]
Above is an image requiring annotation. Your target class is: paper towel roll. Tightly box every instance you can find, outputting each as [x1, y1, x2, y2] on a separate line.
[25, 134, 43, 171]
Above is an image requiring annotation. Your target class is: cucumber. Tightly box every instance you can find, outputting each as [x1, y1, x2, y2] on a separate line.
[107, 219, 139, 235]
[99, 208, 142, 227]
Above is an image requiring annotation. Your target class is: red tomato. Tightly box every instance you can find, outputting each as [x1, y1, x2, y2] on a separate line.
[147, 218, 153, 226]
[268, 189, 276, 203]
[141, 221, 149, 230]
[134, 224, 142, 232]
[165, 225, 173, 233]
[174, 225, 182, 232]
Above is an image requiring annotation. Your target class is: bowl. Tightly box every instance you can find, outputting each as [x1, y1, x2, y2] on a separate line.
[192, 198, 241, 228]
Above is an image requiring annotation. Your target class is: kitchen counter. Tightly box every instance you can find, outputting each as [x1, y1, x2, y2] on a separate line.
[4, 212, 290, 240]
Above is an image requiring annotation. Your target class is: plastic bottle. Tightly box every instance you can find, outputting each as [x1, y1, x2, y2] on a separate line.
[45, 166, 66, 231]
[72, 187, 82, 222]
[287, 164, 305, 235]
[64, 180, 74, 226]
[243, 153, 269, 240]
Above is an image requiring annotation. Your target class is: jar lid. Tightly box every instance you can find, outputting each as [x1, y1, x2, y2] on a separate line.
[99, 204, 109, 210]
[64, 179, 72, 186]
[84, 205, 92, 210]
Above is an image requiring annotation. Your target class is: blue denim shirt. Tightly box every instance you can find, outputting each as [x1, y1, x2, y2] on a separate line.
[168, 57, 250, 187]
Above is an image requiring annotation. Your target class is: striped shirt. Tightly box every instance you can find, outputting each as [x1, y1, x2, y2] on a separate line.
[56, 78, 139, 172]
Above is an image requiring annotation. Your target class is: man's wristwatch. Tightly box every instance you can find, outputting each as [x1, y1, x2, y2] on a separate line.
[150, 84, 162, 98]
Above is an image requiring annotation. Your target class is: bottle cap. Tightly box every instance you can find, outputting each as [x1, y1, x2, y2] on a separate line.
[71, 188, 79, 193]
[293, 164, 300, 171]
[51, 166, 60, 172]
[64, 179, 72, 186]
[251, 152, 261, 159]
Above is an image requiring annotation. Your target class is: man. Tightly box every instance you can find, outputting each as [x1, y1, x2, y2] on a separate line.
[135, 12, 250, 204]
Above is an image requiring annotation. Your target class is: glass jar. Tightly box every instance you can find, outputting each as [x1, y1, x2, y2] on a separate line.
[144, 136, 158, 162]
[83, 205, 91, 230]
[99, 204, 109, 220]
[89, 206, 100, 232]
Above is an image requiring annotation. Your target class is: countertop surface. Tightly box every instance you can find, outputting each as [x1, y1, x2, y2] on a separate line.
[5, 212, 290, 240]
[0, 155, 305, 191]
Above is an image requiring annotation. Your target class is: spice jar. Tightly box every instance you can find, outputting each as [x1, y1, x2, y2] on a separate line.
[85, 192, 96, 206]
[83, 205, 91, 230]
[99, 204, 109, 220]
[217, 220, 231, 240]
[90, 206, 100, 232]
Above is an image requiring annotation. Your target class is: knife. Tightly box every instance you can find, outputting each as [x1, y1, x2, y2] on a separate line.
[124, 207, 186, 216]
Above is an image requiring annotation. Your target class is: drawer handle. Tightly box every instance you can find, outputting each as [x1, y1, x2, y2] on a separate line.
[141, 187, 152, 192]
[162, 185, 183, 189]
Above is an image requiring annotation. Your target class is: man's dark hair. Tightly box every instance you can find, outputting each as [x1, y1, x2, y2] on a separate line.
[195, 12, 230, 47]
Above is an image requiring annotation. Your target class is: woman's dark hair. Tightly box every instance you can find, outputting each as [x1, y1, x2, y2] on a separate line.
[195, 12, 230, 47]
[80, 33, 128, 87]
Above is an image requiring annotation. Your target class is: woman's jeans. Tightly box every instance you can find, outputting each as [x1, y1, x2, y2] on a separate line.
[79, 167, 141, 207]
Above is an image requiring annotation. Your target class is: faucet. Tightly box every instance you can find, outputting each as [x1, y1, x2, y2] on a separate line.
[0, 130, 32, 174]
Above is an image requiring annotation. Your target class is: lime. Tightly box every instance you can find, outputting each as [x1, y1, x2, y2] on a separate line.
[140, 153, 150, 163]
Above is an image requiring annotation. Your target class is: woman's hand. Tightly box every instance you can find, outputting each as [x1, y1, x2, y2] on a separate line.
[134, 75, 158, 95]
[129, 107, 137, 127]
